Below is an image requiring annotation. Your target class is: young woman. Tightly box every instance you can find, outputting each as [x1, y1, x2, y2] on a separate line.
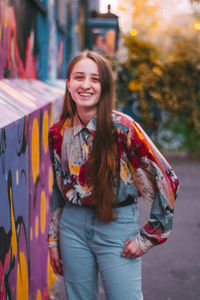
[48, 51, 179, 300]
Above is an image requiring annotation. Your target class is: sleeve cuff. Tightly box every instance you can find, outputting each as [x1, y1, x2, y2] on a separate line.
[135, 234, 154, 253]
[48, 240, 59, 248]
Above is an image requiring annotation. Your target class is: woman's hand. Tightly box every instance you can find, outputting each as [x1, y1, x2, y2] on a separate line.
[121, 238, 144, 258]
[49, 246, 63, 276]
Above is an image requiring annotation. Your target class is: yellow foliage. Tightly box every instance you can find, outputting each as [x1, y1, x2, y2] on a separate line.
[115, 33, 200, 153]
[128, 79, 142, 91]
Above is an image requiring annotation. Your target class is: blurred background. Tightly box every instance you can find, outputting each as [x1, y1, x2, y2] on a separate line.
[0, 1, 200, 299]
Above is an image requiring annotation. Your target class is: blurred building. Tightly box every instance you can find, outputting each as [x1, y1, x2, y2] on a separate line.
[86, 4, 119, 58]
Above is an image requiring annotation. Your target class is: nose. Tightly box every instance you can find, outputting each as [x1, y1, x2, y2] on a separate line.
[81, 77, 91, 89]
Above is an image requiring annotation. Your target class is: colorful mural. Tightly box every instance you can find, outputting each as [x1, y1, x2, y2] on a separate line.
[0, 0, 68, 81]
[0, 118, 29, 300]
[0, 80, 64, 299]
[0, 0, 39, 79]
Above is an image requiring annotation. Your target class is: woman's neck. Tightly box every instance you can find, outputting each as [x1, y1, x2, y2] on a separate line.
[76, 107, 97, 126]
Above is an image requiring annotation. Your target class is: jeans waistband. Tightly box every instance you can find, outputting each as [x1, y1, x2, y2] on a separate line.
[115, 196, 137, 208]
[66, 196, 137, 209]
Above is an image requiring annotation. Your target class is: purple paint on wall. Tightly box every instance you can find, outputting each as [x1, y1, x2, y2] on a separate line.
[0, 79, 63, 299]
[28, 105, 52, 299]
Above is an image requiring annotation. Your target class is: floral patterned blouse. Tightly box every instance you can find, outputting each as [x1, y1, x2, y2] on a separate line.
[48, 110, 179, 252]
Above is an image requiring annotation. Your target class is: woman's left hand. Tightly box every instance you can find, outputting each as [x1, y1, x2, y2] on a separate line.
[121, 238, 144, 258]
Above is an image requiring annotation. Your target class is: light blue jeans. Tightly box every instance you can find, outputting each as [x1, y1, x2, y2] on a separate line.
[59, 202, 143, 300]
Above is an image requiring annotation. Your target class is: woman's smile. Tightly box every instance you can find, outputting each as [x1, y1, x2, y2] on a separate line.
[78, 92, 94, 97]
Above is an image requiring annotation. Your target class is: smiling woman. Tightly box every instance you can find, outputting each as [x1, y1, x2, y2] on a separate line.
[47, 50, 179, 300]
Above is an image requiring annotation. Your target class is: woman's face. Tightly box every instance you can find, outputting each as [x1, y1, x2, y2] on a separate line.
[66, 58, 101, 113]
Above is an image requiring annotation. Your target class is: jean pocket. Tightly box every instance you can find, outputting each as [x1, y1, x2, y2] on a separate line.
[115, 216, 137, 224]
[114, 205, 139, 224]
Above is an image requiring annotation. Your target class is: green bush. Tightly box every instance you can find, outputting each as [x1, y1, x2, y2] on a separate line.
[115, 35, 200, 155]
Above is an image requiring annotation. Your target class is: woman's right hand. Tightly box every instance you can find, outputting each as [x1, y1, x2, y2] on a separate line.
[49, 246, 63, 276]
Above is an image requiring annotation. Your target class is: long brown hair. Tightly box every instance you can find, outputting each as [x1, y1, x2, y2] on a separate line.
[60, 51, 117, 223]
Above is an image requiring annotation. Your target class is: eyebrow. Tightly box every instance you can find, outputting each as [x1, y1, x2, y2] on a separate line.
[71, 72, 100, 76]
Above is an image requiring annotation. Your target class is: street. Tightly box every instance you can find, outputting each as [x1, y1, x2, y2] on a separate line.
[51, 154, 200, 300]
[141, 154, 200, 300]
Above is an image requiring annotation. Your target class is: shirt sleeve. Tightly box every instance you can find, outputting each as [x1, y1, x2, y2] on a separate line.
[127, 120, 179, 252]
[48, 129, 65, 247]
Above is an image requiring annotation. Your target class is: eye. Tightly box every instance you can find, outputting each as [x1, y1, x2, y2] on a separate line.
[75, 75, 84, 80]
[92, 77, 100, 82]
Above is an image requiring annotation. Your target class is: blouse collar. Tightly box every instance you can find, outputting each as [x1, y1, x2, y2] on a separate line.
[73, 113, 97, 136]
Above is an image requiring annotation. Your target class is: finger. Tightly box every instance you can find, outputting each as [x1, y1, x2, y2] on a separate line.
[121, 250, 126, 257]
[51, 263, 58, 274]
[50, 258, 63, 275]
[126, 251, 137, 258]
[55, 259, 62, 269]
[122, 243, 138, 258]
[121, 246, 130, 256]
[125, 239, 133, 246]
[124, 248, 136, 258]
[121, 251, 136, 259]
[55, 267, 64, 276]
[50, 259, 55, 270]
[55, 260, 63, 272]
[52, 264, 63, 276]
[123, 239, 134, 254]
[124, 243, 134, 253]
[127, 248, 143, 258]
[56, 261, 63, 275]
[121, 248, 135, 258]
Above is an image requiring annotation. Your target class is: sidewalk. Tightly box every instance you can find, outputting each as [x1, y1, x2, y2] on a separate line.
[50, 275, 106, 300]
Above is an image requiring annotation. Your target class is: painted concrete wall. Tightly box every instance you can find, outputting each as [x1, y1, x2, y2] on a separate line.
[0, 79, 64, 300]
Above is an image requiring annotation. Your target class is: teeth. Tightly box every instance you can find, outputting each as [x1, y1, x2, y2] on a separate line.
[80, 93, 92, 97]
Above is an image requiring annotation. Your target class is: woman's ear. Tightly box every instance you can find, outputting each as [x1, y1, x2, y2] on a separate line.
[66, 79, 70, 92]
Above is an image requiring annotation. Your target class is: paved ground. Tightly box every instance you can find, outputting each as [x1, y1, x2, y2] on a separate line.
[140, 155, 200, 300]
[51, 155, 200, 300]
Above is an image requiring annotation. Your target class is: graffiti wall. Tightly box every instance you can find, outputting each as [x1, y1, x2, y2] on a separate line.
[0, 0, 41, 79]
[0, 79, 64, 300]
[0, 0, 68, 81]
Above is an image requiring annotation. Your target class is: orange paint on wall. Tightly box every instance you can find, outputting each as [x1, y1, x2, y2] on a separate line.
[16, 252, 28, 300]
[43, 111, 48, 153]
[35, 216, 39, 239]
[41, 191, 46, 234]
[32, 119, 39, 182]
